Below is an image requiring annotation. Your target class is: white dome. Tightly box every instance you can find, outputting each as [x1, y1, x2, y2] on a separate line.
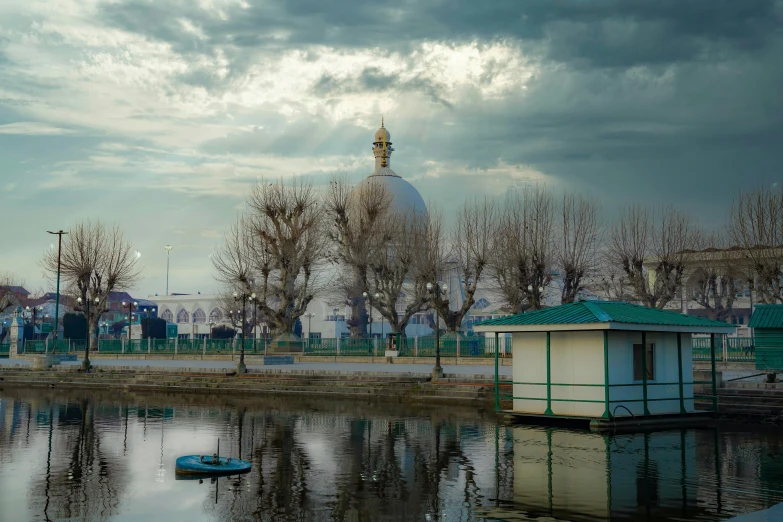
[356, 172, 427, 216]
[357, 120, 427, 216]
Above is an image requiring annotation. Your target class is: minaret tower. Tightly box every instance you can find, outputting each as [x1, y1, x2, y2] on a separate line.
[372, 117, 395, 173]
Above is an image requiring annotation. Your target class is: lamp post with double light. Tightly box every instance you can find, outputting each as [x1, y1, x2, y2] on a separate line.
[76, 295, 100, 372]
[426, 282, 448, 380]
[25, 305, 43, 339]
[122, 301, 138, 341]
[233, 290, 255, 373]
[527, 284, 545, 311]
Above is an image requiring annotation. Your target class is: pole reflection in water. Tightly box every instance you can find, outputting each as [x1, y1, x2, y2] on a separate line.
[4, 388, 783, 521]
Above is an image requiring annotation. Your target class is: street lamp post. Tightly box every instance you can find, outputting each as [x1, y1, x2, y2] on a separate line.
[77, 295, 100, 371]
[142, 308, 156, 339]
[527, 284, 545, 310]
[304, 312, 314, 345]
[251, 300, 258, 354]
[165, 245, 173, 295]
[47, 230, 68, 354]
[362, 291, 381, 354]
[25, 306, 42, 339]
[233, 290, 255, 373]
[427, 282, 448, 380]
[122, 301, 138, 341]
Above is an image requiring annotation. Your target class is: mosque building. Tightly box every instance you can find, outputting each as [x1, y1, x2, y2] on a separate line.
[149, 122, 505, 341]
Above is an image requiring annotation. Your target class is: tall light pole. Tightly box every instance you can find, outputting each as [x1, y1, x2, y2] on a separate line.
[427, 282, 448, 381]
[165, 245, 173, 295]
[47, 230, 68, 354]
[122, 301, 138, 340]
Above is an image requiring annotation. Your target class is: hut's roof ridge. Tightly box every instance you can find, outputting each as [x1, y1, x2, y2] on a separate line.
[476, 301, 733, 329]
[748, 305, 783, 329]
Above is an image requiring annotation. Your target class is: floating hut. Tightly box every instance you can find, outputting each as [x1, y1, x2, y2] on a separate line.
[474, 301, 735, 431]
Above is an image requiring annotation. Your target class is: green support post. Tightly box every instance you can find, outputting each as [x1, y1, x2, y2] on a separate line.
[494, 332, 500, 411]
[602, 330, 611, 419]
[545, 332, 553, 416]
[710, 333, 718, 413]
[677, 332, 686, 414]
[642, 331, 650, 416]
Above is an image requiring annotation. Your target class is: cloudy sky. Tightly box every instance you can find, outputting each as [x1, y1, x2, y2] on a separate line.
[1, 0, 781, 297]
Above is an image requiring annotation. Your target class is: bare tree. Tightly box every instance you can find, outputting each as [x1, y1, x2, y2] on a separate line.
[325, 176, 392, 337]
[432, 198, 496, 332]
[490, 186, 555, 313]
[366, 209, 439, 336]
[41, 221, 141, 352]
[729, 186, 783, 303]
[685, 234, 744, 321]
[590, 269, 637, 302]
[0, 273, 23, 315]
[213, 178, 329, 338]
[608, 204, 698, 309]
[558, 193, 601, 304]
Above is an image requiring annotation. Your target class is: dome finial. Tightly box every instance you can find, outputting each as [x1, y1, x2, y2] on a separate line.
[381, 115, 384, 128]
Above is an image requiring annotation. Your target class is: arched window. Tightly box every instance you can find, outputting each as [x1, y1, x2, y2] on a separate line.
[209, 308, 223, 322]
[176, 309, 190, 324]
[473, 298, 490, 310]
[193, 308, 206, 323]
[161, 309, 173, 323]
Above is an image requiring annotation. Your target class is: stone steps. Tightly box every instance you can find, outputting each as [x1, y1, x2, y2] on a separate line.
[0, 370, 493, 403]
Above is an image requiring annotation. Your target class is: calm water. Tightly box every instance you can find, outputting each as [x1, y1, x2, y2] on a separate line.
[1, 388, 783, 521]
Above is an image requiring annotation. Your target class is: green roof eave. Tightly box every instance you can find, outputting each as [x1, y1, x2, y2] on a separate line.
[473, 300, 735, 333]
[473, 321, 733, 334]
[749, 305, 783, 329]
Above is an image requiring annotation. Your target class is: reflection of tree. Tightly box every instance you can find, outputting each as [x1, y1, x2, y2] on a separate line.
[202, 411, 313, 521]
[6, 389, 513, 521]
[29, 398, 128, 520]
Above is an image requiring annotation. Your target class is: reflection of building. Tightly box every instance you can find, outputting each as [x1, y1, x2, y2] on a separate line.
[475, 301, 734, 420]
[511, 427, 700, 521]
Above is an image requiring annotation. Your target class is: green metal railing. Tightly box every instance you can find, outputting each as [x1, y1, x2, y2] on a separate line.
[0, 342, 9, 357]
[693, 337, 754, 362]
[3, 335, 511, 359]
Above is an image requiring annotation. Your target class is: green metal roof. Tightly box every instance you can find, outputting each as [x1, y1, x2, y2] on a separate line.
[474, 301, 734, 329]
[748, 305, 783, 329]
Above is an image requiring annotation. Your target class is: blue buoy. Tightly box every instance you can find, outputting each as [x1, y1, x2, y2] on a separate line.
[175, 455, 251, 476]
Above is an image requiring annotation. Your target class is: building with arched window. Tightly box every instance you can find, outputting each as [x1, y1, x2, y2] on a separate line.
[176, 309, 190, 324]
[193, 308, 206, 323]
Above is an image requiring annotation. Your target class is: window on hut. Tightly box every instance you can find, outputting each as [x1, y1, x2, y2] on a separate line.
[633, 343, 655, 380]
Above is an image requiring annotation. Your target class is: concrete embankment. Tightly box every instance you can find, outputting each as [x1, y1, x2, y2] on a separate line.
[0, 364, 510, 408]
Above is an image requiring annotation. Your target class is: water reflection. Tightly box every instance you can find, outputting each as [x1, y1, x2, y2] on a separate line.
[2, 388, 783, 521]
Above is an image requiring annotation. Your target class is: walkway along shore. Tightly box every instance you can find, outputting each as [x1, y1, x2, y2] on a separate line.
[0, 359, 512, 409]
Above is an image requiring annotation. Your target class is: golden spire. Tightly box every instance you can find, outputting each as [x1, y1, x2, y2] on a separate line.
[381, 120, 388, 167]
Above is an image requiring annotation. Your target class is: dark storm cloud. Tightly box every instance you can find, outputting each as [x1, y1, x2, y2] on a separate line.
[99, 0, 781, 66]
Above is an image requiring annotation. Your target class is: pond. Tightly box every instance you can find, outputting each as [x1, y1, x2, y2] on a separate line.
[1, 387, 782, 521]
